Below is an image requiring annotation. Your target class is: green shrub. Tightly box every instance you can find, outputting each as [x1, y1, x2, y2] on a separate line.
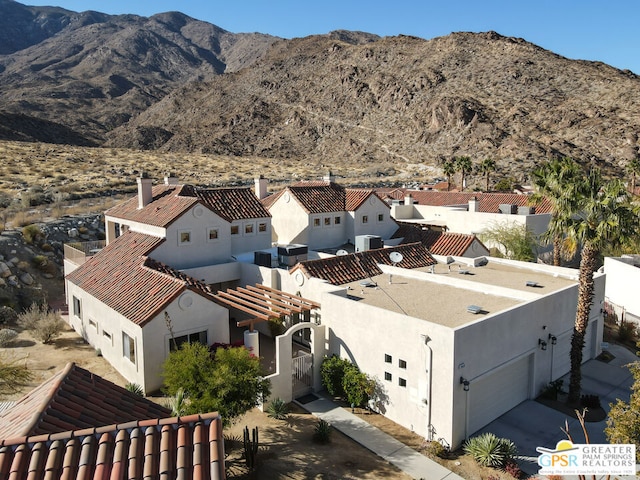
[540, 379, 565, 400]
[313, 419, 332, 444]
[266, 397, 289, 420]
[21, 224, 43, 245]
[463, 432, 517, 468]
[425, 440, 448, 458]
[342, 366, 374, 408]
[31, 255, 48, 269]
[125, 383, 144, 396]
[320, 355, 352, 397]
[618, 320, 637, 343]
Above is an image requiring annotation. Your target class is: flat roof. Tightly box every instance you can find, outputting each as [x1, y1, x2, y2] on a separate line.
[344, 260, 577, 328]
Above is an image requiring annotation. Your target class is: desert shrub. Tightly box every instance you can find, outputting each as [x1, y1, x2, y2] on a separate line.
[78, 226, 89, 235]
[424, 440, 448, 458]
[313, 419, 332, 444]
[17, 303, 66, 344]
[21, 224, 43, 244]
[266, 397, 289, 420]
[503, 460, 522, 478]
[125, 383, 144, 396]
[463, 432, 517, 468]
[31, 255, 48, 269]
[40, 243, 53, 252]
[320, 355, 352, 397]
[618, 319, 637, 343]
[0, 329, 18, 347]
[0, 306, 18, 325]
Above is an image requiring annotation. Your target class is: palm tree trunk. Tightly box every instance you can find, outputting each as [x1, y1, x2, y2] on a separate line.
[485, 173, 490, 192]
[568, 243, 597, 404]
[553, 235, 562, 267]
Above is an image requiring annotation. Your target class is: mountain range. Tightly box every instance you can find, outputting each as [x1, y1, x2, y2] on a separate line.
[1, 0, 639, 181]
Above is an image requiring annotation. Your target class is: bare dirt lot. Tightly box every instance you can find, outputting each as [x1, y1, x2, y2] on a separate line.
[2, 324, 520, 480]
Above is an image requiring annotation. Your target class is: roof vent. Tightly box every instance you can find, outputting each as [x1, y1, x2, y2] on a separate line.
[526, 280, 540, 288]
[467, 305, 482, 314]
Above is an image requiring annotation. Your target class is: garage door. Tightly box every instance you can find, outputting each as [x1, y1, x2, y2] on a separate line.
[551, 321, 594, 380]
[467, 354, 531, 435]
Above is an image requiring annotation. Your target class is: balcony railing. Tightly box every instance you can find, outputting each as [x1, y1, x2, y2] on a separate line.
[64, 240, 106, 266]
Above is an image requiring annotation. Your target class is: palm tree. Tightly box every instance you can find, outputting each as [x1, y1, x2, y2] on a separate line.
[442, 160, 456, 191]
[455, 156, 473, 191]
[478, 158, 496, 192]
[561, 167, 640, 404]
[626, 156, 640, 195]
[531, 158, 582, 266]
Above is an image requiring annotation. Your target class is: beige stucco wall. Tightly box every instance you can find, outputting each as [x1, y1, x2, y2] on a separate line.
[104, 216, 165, 244]
[349, 197, 398, 241]
[604, 257, 640, 322]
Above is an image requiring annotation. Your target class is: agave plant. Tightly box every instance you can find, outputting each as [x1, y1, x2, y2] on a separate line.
[125, 382, 144, 396]
[463, 432, 517, 468]
[266, 398, 289, 420]
[165, 388, 188, 416]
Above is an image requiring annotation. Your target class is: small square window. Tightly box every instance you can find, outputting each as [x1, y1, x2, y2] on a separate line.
[334, 216, 341, 225]
[399, 359, 407, 369]
[362, 215, 368, 224]
[88, 318, 97, 330]
[103, 330, 112, 344]
[384, 354, 392, 363]
[385, 372, 392, 381]
[123, 332, 136, 365]
[324, 217, 331, 226]
[399, 378, 407, 387]
[378, 213, 384, 222]
[179, 230, 191, 245]
[313, 218, 321, 227]
[208, 228, 219, 241]
[258, 222, 267, 233]
[72, 296, 81, 318]
[231, 225, 239, 235]
[245, 223, 254, 234]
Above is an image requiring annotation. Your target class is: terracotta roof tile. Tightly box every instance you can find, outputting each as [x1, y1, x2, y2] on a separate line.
[192, 186, 271, 222]
[374, 189, 553, 214]
[0, 413, 224, 480]
[345, 189, 380, 211]
[293, 242, 436, 285]
[392, 223, 489, 257]
[66, 231, 214, 326]
[0, 363, 170, 440]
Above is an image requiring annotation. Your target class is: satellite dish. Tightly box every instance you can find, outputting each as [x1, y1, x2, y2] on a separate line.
[336, 249, 348, 256]
[389, 251, 403, 264]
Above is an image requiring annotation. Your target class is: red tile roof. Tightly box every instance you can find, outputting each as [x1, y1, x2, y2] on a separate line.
[66, 231, 214, 326]
[0, 363, 170, 440]
[392, 223, 489, 257]
[374, 189, 553, 214]
[292, 243, 436, 285]
[0, 412, 225, 480]
[345, 189, 383, 211]
[106, 184, 269, 228]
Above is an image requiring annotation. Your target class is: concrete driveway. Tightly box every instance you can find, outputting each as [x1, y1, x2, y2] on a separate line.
[476, 344, 637, 478]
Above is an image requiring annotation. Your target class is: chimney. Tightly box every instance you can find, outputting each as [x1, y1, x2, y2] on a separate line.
[323, 171, 336, 183]
[137, 173, 153, 209]
[164, 172, 178, 185]
[254, 175, 268, 200]
[469, 196, 479, 212]
[404, 193, 414, 205]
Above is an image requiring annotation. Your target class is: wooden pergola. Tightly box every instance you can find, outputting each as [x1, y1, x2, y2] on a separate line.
[212, 284, 320, 331]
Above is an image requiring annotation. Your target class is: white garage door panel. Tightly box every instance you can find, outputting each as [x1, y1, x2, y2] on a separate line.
[468, 355, 531, 435]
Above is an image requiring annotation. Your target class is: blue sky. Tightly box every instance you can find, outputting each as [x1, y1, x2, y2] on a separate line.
[24, 0, 640, 74]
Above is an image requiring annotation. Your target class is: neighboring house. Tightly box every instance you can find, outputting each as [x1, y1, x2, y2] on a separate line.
[277, 253, 604, 450]
[392, 222, 490, 259]
[260, 175, 398, 250]
[603, 255, 640, 325]
[0, 363, 224, 479]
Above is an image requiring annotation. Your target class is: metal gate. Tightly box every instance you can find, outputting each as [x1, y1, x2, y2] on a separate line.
[292, 352, 313, 398]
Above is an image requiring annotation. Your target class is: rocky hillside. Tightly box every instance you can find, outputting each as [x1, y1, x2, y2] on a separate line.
[0, 0, 278, 144]
[106, 31, 640, 178]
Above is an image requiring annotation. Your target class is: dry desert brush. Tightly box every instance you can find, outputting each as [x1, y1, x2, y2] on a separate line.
[17, 303, 66, 344]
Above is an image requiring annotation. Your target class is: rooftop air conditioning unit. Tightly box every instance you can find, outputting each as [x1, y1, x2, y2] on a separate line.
[499, 204, 518, 214]
[277, 244, 308, 267]
[254, 251, 273, 268]
[518, 206, 535, 215]
[355, 235, 383, 253]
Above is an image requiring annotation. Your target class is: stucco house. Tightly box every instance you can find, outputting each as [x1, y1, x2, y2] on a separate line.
[603, 255, 640, 325]
[259, 174, 398, 250]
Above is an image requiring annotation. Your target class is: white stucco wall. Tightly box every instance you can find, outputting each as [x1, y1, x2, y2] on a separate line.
[350, 197, 398, 241]
[104, 216, 165, 244]
[268, 195, 313, 246]
[229, 217, 272, 255]
[604, 256, 640, 323]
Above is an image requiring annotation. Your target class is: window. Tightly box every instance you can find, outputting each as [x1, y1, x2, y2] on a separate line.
[72, 296, 81, 318]
[245, 223, 254, 235]
[334, 216, 341, 225]
[178, 230, 192, 245]
[324, 217, 331, 226]
[378, 213, 384, 222]
[103, 330, 112, 344]
[258, 222, 267, 233]
[362, 215, 368, 224]
[231, 225, 239, 235]
[170, 330, 208, 352]
[88, 318, 97, 330]
[207, 228, 219, 242]
[123, 332, 136, 365]
[313, 217, 321, 227]
[399, 359, 407, 369]
[385, 372, 392, 381]
[399, 378, 407, 387]
[384, 354, 392, 363]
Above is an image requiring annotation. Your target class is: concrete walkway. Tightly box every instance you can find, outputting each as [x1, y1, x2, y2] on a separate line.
[299, 395, 464, 480]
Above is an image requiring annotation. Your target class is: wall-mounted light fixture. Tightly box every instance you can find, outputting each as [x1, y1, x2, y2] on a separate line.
[460, 376, 470, 391]
[548, 334, 557, 346]
[538, 339, 548, 351]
